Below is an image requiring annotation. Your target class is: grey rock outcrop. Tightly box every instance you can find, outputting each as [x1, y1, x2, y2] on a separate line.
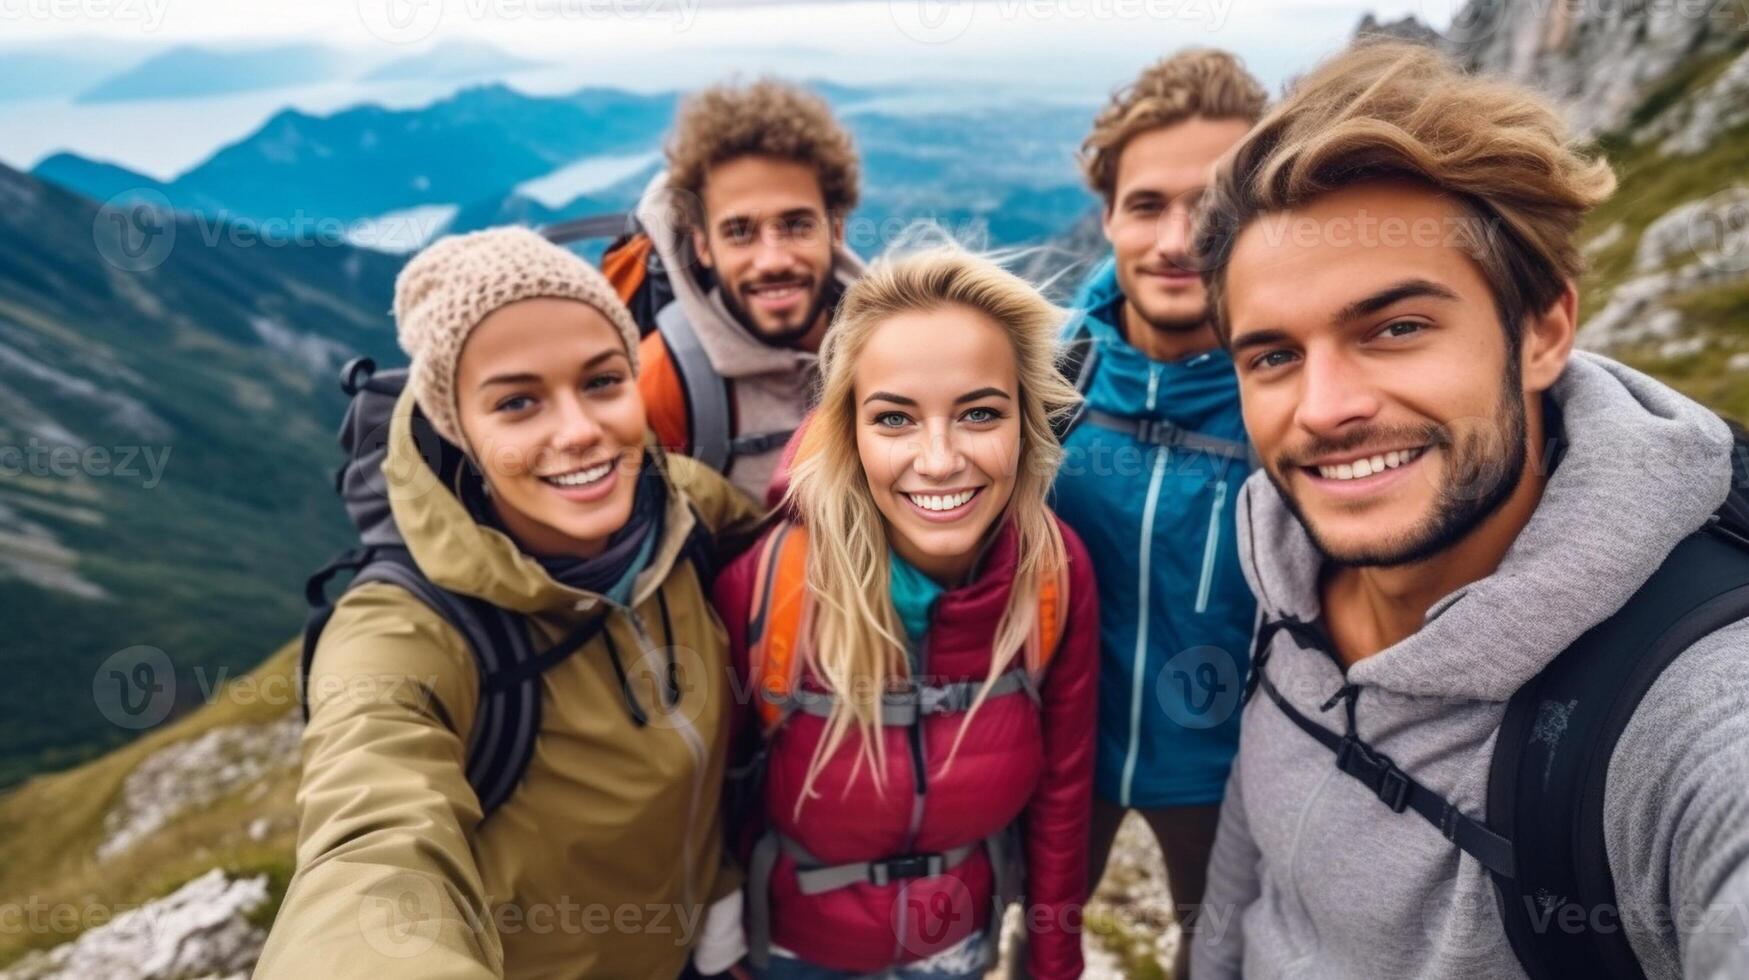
[0, 870, 268, 980]
[96, 714, 302, 861]
[1443, 0, 1742, 138]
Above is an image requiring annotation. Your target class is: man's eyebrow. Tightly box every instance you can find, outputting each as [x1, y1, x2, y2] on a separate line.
[1228, 327, 1295, 354]
[1333, 278, 1460, 324]
[718, 207, 818, 230]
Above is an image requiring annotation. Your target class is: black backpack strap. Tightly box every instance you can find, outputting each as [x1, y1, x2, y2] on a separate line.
[1052, 312, 1098, 443]
[656, 301, 733, 473]
[728, 428, 797, 459]
[1081, 409, 1255, 464]
[1488, 506, 1749, 980]
[677, 503, 719, 594]
[299, 546, 600, 819]
[300, 545, 381, 719]
[1252, 650, 1516, 878]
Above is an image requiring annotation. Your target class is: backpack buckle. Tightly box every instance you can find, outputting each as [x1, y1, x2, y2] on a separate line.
[1376, 764, 1411, 813]
[1336, 735, 1412, 814]
[869, 853, 944, 886]
[917, 683, 972, 716]
[729, 429, 796, 458]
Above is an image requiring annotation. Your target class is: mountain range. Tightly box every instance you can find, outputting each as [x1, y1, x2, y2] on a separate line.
[31, 80, 1099, 256]
[0, 162, 402, 786]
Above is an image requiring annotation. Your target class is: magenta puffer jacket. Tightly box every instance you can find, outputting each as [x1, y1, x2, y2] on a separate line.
[712, 516, 1099, 978]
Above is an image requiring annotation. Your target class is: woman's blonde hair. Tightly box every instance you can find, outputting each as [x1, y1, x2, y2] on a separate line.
[1193, 41, 1616, 346]
[782, 246, 1083, 812]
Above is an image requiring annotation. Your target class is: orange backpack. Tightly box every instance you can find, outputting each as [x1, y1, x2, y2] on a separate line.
[735, 521, 1068, 971]
[743, 522, 1066, 735]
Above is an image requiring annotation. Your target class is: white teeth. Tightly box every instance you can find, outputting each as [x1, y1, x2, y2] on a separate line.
[906, 489, 977, 512]
[545, 461, 612, 487]
[1317, 447, 1424, 481]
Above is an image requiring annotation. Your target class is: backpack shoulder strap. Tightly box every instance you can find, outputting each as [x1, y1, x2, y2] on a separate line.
[1027, 564, 1069, 686]
[1489, 490, 1749, 978]
[678, 502, 719, 595]
[746, 523, 810, 735]
[638, 331, 692, 455]
[301, 546, 569, 820]
[1052, 312, 1098, 443]
[601, 230, 653, 306]
[655, 301, 733, 473]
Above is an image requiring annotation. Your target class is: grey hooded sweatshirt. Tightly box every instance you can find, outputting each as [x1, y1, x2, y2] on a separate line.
[1192, 352, 1749, 979]
[634, 172, 866, 503]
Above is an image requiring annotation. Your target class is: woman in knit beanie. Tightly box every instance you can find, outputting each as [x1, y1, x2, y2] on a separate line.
[394, 225, 650, 557]
[259, 226, 765, 980]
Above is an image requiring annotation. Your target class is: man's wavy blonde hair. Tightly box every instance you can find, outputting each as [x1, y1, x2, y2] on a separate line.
[666, 78, 860, 225]
[782, 247, 1083, 813]
[1193, 41, 1617, 345]
[1080, 48, 1268, 208]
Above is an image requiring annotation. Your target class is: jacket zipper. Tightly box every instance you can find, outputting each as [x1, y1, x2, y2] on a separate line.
[1120, 364, 1167, 808]
[1195, 479, 1230, 615]
[894, 624, 932, 962]
[608, 595, 707, 913]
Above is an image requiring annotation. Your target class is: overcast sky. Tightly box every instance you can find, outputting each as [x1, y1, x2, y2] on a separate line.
[2, 0, 1442, 48]
[0, 0, 1455, 174]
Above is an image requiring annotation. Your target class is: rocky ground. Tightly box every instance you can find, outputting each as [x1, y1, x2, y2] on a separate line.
[0, 871, 268, 980]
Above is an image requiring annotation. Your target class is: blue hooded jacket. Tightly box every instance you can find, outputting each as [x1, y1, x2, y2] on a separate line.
[1050, 258, 1257, 808]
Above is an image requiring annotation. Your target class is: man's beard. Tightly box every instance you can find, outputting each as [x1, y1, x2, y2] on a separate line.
[1127, 261, 1210, 334]
[1142, 308, 1210, 333]
[719, 273, 834, 349]
[1270, 362, 1529, 569]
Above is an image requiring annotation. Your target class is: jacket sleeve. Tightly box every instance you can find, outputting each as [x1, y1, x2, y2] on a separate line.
[255, 583, 501, 980]
[1191, 720, 1261, 979]
[1023, 524, 1100, 980]
[1603, 618, 1749, 978]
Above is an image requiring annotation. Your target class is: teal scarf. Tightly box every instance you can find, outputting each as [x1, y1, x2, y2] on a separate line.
[888, 548, 945, 667]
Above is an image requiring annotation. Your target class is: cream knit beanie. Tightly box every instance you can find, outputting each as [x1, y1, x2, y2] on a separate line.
[393, 226, 643, 451]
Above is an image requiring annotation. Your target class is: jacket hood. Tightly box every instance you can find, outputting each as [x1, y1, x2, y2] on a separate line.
[1068, 257, 1245, 434]
[635, 170, 867, 381]
[1234, 350, 1735, 701]
[383, 386, 698, 615]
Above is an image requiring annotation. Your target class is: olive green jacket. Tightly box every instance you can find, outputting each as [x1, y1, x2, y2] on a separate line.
[256, 389, 762, 979]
